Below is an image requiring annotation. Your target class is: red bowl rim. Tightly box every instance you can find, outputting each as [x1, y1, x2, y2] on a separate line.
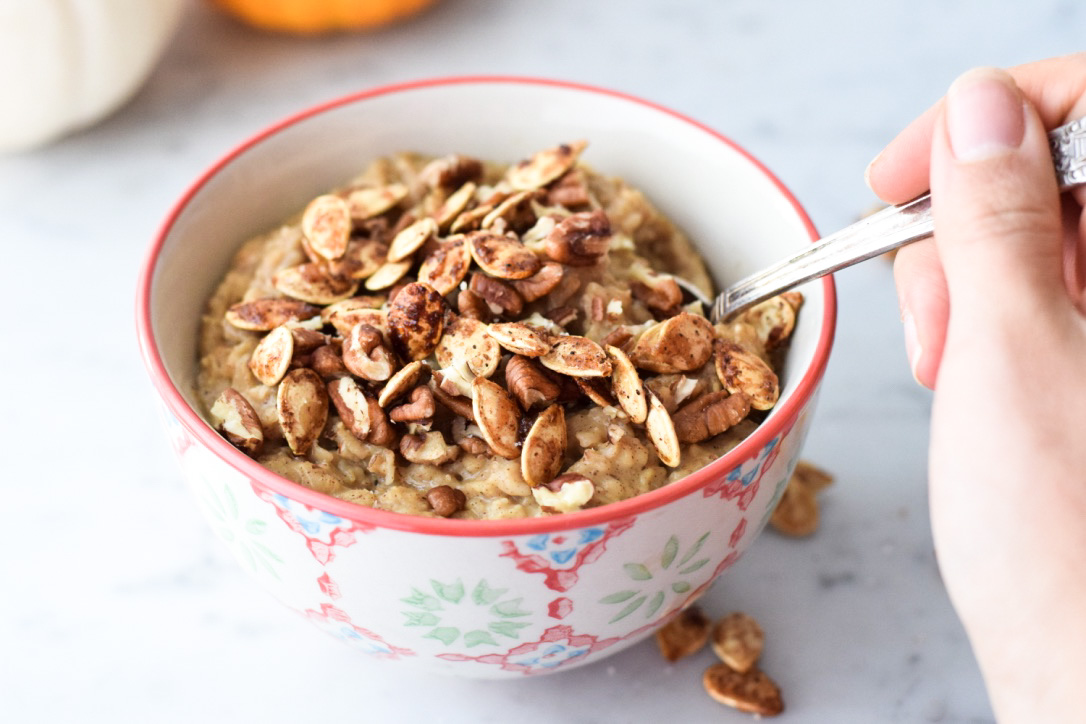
[135, 75, 837, 538]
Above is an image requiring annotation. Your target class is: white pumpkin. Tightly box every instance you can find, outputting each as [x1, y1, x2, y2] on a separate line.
[0, 0, 184, 153]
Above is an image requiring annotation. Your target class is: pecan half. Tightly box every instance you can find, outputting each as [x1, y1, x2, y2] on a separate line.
[655, 606, 710, 663]
[466, 231, 541, 280]
[671, 391, 751, 444]
[210, 388, 264, 456]
[387, 217, 438, 263]
[342, 323, 396, 381]
[544, 209, 612, 267]
[276, 368, 328, 456]
[302, 194, 352, 261]
[539, 335, 611, 378]
[400, 431, 460, 465]
[505, 355, 561, 411]
[225, 298, 320, 331]
[511, 261, 565, 302]
[710, 613, 764, 674]
[387, 282, 446, 362]
[327, 376, 372, 440]
[702, 664, 784, 717]
[418, 236, 472, 296]
[425, 484, 467, 517]
[248, 325, 294, 386]
[520, 404, 566, 487]
[419, 154, 483, 191]
[469, 272, 524, 317]
[630, 312, 715, 374]
[471, 377, 521, 459]
[273, 263, 358, 305]
[506, 141, 586, 191]
[714, 340, 779, 411]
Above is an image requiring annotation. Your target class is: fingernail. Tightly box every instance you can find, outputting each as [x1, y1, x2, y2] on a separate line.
[945, 67, 1025, 162]
[903, 311, 923, 384]
[863, 151, 882, 191]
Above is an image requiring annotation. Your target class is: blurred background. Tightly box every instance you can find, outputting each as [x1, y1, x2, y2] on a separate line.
[1, 1, 1081, 721]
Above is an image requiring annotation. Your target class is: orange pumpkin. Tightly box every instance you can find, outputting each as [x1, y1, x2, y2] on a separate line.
[211, 0, 437, 34]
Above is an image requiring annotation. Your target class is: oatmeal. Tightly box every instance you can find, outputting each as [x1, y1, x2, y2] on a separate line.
[197, 143, 801, 519]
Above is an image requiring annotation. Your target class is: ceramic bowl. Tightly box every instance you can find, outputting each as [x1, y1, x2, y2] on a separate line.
[136, 77, 835, 679]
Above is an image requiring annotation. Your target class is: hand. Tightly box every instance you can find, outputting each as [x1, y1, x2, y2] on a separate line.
[867, 55, 1086, 722]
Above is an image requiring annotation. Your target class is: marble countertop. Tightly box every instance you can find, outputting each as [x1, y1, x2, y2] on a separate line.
[3, 1, 1080, 721]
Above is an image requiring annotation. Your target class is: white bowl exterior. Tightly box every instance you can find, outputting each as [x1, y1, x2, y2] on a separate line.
[160, 394, 816, 678]
[146, 79, 830, 677]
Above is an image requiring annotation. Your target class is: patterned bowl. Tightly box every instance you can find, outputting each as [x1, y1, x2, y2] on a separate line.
[136, 77, 836, 679]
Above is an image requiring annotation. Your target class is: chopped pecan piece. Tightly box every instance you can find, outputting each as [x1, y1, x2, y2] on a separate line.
[389, 386, 436, 424]
[273, 263, 358, 305]
[481, 190, 539, 233]
[466, 230, 541, 280]
[575, 377, 615, 408]
[520, 404, 567, 487]
[511, 261, 565, 302]
[225, 298, 320, 331]
[542, 306, 579, 329]
[400, 431, 460, 465]
[456, 288, 491, 322]
[310, 345, 350, 379]
[544, 209, 611, 266]
[546, 168, 591, 208]
[425, 484, 467, 517]
[209, 388, 264, 456]
[671, 391, 751, 444]
[457, 435, 491, 456]
[505, 355, 561, 411]
[714, 340, 779, 411]
[302, 194, 352, 261]
[342, 323, 396, 381]
[289, 327, 328, 354]
[531, 473, 594, 513]
[248, 325, 294, 386]
[469, 272, 524, 317]
[327, 376, 372, 440]
[387, 282, 446, 362]
[430, 378, 476, 422]
[506, 141, 586, 191]
[471, 377, 521, 459]
[276, 368, 328, 456]
[364, 396, 398, 447]
[630, 312, 715, 374]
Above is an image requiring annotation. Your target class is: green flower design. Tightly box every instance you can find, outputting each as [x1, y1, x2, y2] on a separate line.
[201, 479, 283, 580]
[400, 578, 532, 647]
[599, 532, 712, 623]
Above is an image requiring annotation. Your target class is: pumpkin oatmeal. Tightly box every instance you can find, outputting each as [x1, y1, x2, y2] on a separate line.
[197, 143, 801, 519]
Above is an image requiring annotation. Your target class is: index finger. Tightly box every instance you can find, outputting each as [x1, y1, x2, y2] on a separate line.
[866, 52, 1086, 204]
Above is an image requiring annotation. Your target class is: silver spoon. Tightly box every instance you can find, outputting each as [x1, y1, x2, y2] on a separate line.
[694, 117, 1086, 323]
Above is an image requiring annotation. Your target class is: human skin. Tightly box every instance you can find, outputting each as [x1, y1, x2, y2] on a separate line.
[867, 55, 1086, 722]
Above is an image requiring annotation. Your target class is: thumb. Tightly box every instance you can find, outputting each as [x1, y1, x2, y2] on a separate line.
[930, 67, 1064, 325]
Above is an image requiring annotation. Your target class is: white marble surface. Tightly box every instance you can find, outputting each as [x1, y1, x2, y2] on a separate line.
[1, 1, 1080, 721]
